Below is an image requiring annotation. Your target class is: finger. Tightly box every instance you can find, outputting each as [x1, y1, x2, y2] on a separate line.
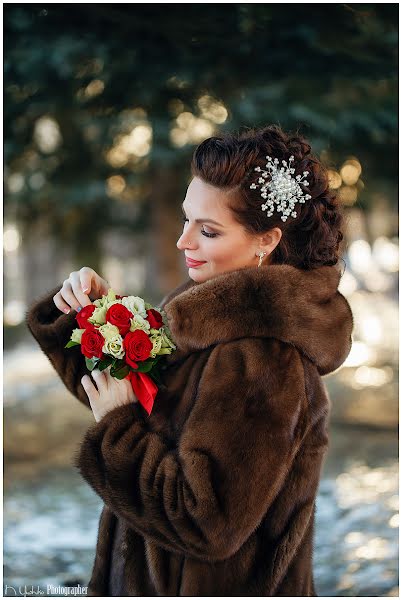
[122, 373, 137, 403]
[91, 276, 111, 301]
[91, 369, 108, 393]
[120, 375, 138, 403]
[81, 374, 99, 403]
[70, 271, 93, 308]
[126, 380, 138, 403]
[98, 278, 111, 297]
[123, 378, 134, 404]
[53, 290, 72, 314]
[60, 280, 82, 312]
[103, 369, 123, 398]
[79, 267, 93, 294]
[106, 371, 129, 404]
[80, 267, 110, 302]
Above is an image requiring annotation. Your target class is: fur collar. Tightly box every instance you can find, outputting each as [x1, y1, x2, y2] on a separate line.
[161, 264, 354, 376]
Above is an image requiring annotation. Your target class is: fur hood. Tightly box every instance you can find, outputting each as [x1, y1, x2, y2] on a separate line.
[162, 263, 354, 376]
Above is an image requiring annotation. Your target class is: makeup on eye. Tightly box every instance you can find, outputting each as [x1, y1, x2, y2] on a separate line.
[181, 215, 219, 238]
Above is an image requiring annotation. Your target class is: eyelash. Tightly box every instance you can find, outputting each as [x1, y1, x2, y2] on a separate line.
[181, 216, 218, 238]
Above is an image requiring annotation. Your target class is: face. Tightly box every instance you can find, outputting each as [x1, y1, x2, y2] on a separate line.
[176, 177, 266, 283]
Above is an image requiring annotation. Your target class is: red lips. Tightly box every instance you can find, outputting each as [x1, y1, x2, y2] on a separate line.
[185, 257, 206, 266]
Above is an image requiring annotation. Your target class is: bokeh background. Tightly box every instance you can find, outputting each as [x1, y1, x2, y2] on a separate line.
[4, 4, 398, 597]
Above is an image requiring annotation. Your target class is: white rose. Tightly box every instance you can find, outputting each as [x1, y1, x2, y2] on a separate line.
[105, 299, 123, 310]
[102, 335, 125, 359]
[71, 328, 85, 344]
[159, 327, 176, 350]
[93, 289, 118, 308]
[98, 323, 120, 342]
[150, 335, 163, 358]
[152, 331, 174, 355]
[148, 327, 176, 357]
[122, 296, 147, 318]
[89, 305, 107, 325]
[129, 314, 151, 333]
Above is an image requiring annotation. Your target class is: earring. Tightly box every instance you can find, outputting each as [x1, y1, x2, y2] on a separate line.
[257, 252, 267, 268]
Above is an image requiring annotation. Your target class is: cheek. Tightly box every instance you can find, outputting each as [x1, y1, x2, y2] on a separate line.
[207, 238, 239, 262]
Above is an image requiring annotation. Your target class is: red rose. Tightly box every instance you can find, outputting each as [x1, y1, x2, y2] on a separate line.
[146, 308, 163, 329]
[106, 303, 133, 336]
[81, 328, 104, 359]
[123, 330, 153, 369]
[76, 304, 96, 329]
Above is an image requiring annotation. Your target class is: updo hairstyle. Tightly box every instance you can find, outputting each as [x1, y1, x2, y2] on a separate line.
[190, 124, 345, 270]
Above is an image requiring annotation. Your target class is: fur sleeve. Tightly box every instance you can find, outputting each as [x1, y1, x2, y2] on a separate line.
[25, 285, 91, 409]
[73, 338, 309, 561]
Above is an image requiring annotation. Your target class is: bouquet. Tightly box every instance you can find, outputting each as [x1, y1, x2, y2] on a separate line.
[65, 289, 176, 416]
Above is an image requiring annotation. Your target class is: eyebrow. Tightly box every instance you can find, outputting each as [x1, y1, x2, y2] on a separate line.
[181, 203, 225, 227]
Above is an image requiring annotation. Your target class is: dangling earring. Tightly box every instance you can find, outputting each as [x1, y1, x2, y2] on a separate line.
[257, 252, 267, 268]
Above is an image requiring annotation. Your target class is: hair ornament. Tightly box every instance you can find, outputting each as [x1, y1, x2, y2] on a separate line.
[250, 155, 312, 222]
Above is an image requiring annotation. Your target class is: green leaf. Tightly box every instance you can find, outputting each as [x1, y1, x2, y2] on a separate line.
[148, 367, 163, 386]
[112, 357, 126, 370]
[110, 363, 130, 379]
[97, 356, 114, 371]
[85, 357, 99, 371]
[148, 356, 168, 387]
[65, 340, 80, 348]
[134, 361, 154, 373]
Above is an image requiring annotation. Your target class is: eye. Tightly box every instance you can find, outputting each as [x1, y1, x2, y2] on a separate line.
[202, 229, 218, 238]
[181, 216, 218, 238]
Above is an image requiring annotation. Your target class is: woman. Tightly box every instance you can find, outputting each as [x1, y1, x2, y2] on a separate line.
[26, 125, 354, 596]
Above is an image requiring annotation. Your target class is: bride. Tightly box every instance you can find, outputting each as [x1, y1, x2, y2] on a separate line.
[27, 124, 353, 596]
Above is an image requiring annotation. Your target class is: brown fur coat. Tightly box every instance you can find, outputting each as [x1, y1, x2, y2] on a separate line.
[26, 263, 354, 596]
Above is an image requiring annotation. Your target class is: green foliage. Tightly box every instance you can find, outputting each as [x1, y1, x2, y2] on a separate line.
[97, 355, 114, 371]
[109, 361, 130, 380]
[64, 340, 80, 348]
[85, 356, 98, 371]
[4, 4, 398, 248]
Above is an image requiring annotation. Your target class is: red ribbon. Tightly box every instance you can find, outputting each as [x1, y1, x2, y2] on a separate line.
[127, 371, 159, 416]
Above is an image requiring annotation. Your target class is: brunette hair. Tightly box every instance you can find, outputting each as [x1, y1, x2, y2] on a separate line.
[190, 124, 345, 270]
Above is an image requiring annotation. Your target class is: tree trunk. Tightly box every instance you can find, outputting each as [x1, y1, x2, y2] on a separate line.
[147, 163, 187, 297]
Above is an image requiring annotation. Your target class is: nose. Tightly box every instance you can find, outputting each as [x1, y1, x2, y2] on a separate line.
[176, 229, 195, 251]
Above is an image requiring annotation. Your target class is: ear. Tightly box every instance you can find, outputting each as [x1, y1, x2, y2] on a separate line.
[259, 227, 282, 256]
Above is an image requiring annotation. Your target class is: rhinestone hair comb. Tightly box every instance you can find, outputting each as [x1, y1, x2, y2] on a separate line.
[250, 155, 312, 222]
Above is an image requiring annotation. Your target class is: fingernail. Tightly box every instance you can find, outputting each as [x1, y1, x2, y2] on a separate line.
[64, 308, 70, 314]
[82, 287, 89, 293]
[76, 307, 82, 312]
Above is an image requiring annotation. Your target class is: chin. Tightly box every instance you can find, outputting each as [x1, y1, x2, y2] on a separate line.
[188, 270, 207, 283]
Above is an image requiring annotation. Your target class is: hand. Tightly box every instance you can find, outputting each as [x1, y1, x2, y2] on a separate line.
[81, 369, 138, 423]
[53, 266, 111, 314]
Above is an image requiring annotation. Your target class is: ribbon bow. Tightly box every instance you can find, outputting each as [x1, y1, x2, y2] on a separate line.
[127, 371, 159, 416]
